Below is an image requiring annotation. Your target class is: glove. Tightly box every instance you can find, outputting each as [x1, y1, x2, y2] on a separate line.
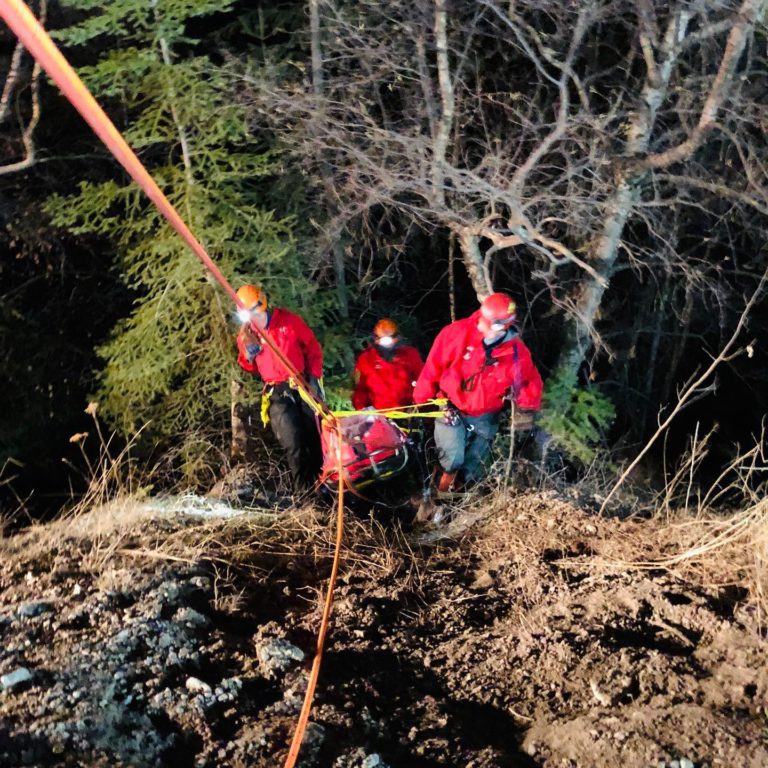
[308, 375, 325, 402]
[240, 324, 262, 362]
[244, 342, 262, 362]
[442, 403, 462, 427]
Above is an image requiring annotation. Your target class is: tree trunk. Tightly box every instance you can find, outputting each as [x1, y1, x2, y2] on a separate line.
[230, 379, 252, 463]
[557, 2, 759, 379]
[660, 280, 695, 407]
[310, 0, 349, 318]
[556, 9, 691, 376]
[457, 229, 493, 301]
[642, 276, 670, 434]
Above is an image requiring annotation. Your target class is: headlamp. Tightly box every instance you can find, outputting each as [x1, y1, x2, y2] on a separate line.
[237, 308, 253, 323]
[377, 335, 395, 348]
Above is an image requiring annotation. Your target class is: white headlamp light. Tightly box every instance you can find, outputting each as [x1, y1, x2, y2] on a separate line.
[377, 335, 395, 348]
[237, 308, 253, 323]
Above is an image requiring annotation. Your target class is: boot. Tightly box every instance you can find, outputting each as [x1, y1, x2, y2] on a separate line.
[437, 471, 460, 493]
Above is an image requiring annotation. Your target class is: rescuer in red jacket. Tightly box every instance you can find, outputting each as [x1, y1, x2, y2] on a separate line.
[413, 292, 543, 492]
[352, 319, 424, 411]
[235, 284, 324, 490]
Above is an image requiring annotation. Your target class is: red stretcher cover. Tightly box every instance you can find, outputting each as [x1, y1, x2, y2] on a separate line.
[320, 414, 409, 487]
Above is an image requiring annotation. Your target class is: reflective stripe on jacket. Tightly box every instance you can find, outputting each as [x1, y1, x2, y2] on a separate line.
[236, 307, 323, 384]
[413, 310, 543, 416]
[352, 344, 424, 410]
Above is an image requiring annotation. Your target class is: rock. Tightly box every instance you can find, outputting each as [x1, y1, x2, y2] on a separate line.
[679, 760, 694, 768]
[470, 571, 494, 590]
[301, 722, 325, 758]
[256, 638, 305, 679]
[174, 607, 210, 627]
[1, 667, 33, 690]
[18, 601, 53, 618]
[185, 676, 212, 694]
[362, 755, 389, 768]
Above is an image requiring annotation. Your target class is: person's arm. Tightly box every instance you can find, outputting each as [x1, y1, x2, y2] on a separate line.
[512, 340, 543, 411]
[295, 315, 324, 379]
[236, 326, 261, 375]
[406, 346, 425, 384]
[351, 356, 371, 410]
[413, 327, 450, 403]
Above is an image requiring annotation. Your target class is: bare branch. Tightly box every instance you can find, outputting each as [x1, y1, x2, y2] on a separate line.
[509, 6, 591, 197]
[0, 0, 45, 177]
[432, 0, 454, 207]
[0, 36, 25, 124]
[635, 0, 660, 88]
[642, 0, 764, 170]
[600, 263, 768, 514]
[655, 174, 768, 217]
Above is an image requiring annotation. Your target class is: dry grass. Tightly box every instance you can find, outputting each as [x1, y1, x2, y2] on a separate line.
[462, 429, 768, 628]
[4, 406, 766, 634]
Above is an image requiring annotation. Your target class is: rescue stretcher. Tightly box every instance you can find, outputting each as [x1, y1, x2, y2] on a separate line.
[319, 413, 412, 489]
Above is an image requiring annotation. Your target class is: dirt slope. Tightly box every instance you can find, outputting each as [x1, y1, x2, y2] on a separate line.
[0, 492, 765, 767]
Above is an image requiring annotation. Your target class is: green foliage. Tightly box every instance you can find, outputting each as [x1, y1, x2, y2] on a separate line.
[538, 367, 615, 464]
[45, 0, 319, 458]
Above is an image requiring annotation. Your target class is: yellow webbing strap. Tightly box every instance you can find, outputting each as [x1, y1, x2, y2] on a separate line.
[273, 382, 447, 424]
[290, 377, 330, 420]
[262, 378, 327, 426]
[331, 398, 448, 420]
[260, 388, 272, 427]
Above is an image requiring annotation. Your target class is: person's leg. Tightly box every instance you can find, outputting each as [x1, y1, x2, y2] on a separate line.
[462, 412, 500, 485]
[267, 395, 305, 488]
[298, 402, 323, 488]
[433, 418, 467, 474]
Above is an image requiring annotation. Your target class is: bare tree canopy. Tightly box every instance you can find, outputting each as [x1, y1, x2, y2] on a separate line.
[252, 0, 767, 381]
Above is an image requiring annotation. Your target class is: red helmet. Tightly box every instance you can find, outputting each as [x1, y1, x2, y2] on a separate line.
[480, 292, 517, 326]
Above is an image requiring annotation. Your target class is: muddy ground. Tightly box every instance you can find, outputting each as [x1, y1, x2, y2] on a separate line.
[0, 490, 766, 767]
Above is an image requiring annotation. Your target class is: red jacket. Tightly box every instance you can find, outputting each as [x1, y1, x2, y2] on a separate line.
[413, 310, 543, 417]
[236, 307, 323, 384]
[352, 344, 424, 410]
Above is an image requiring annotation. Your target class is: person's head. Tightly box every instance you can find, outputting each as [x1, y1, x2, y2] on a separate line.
[373, 318, 400, 353]
[236, 284, 269, 328]
[477, 292, 516, 342]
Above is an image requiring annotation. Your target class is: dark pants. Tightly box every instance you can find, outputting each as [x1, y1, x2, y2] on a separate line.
[434, 411, 500, 484]
[268, 392, 322, 490]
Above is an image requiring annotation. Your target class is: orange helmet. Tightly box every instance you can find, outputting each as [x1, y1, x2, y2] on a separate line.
[480, 292, 516, 326]
[373, 318, 399, 339]
[236, 284, 268, 312]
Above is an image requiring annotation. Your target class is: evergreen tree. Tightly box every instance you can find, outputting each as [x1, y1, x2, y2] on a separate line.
[45, 0, 316, 456]
[538, 368, 615, 465]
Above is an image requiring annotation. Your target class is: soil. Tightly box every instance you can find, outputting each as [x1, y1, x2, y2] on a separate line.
[0, 491, 766, 767]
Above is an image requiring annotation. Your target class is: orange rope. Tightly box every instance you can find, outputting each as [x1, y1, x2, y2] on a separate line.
[0, 2, 342, 762]
[284, 456, 345, 767]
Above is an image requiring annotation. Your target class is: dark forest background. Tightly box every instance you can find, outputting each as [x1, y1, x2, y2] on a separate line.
[1, 0, 766, 517]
